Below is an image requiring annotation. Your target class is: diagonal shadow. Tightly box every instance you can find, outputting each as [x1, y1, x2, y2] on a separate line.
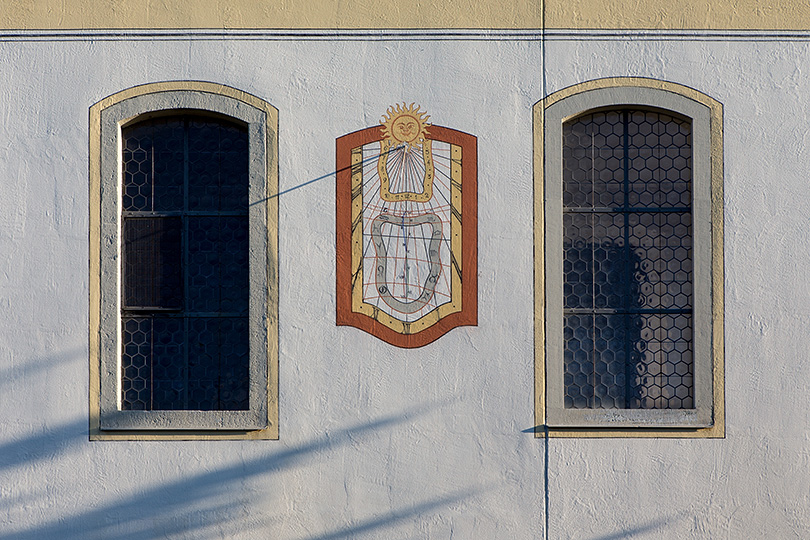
[586, 514, 681, 540]
[299, 489, 482, 540]
[0, 417, 87, 474]
[0, 346, 84, 389]
[1, 405, 442, 540]
[0, 349, 87, 475]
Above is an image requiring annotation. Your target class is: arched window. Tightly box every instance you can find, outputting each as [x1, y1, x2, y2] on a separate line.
[535, 79, 724, 435]
[90, 82, 278, 438]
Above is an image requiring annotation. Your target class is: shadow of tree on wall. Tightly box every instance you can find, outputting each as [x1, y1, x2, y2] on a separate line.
[585, 514, 683, 540]
[1, 402, 480, 540]
[298, 490, 477, 540]
[0, 417, 90, 524]
[0, 348, 88, 514]
[0, 417, 87, 477]
[0, 346, 86, 390]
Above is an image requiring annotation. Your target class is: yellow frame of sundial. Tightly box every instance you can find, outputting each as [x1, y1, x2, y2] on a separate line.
[350, 139, 463, 335]
[377, 139, 435, 202]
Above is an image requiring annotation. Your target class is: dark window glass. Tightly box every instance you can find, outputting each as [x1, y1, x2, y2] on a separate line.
[120, 115, 249, 411]
[562, 109, 693, 410]
[122, 217, 183, 309]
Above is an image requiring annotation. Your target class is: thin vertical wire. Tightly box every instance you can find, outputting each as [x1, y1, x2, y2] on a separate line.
[540, 4, 550, 538]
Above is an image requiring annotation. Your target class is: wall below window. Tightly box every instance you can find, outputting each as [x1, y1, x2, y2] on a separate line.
[0, 32, 808, 539]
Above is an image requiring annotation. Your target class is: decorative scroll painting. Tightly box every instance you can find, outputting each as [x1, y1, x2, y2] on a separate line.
[336, 104, 477, 348]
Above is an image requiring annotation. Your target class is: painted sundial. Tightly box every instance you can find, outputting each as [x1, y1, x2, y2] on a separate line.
[336, 103, 478, 347]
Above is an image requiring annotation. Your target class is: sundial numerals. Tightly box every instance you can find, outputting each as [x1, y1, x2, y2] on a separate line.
[371, 213, 443, 315]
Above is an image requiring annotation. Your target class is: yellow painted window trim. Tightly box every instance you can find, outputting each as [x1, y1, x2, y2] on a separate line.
[89, 81, 279, 441]
[533, 77, 724, 438]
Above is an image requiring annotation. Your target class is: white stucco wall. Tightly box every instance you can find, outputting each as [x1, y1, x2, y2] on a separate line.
[0, 33, 808, 539]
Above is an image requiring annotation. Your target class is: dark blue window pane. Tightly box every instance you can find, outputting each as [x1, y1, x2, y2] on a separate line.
[121, 116, 250, 412]
[122, 217, 182, 310]
[562, 109, 694, 410]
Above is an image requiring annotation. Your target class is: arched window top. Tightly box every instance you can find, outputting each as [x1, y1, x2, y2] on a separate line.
[539, 77, 721, 120]
[90, 82, 279, 440]
[121, 114, 249, 213]
[120, 108, 250, 130]
[534, 78, 724, 437]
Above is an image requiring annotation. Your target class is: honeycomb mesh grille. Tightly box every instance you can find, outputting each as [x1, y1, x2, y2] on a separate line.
[562, 109, 694, 410]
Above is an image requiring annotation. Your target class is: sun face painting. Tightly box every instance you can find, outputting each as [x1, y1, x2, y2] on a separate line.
[381, 102, 430, 145]
[336, 104, 478, 348]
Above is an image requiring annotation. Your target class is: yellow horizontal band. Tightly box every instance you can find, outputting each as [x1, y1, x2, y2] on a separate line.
[546, 0, 810, 30]
[6, 0, 810, 30]
[3, 0, 541, 30]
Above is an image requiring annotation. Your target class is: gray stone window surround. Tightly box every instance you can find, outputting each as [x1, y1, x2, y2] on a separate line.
[542, 83, 720, 429]
[97, 87, 272, 431]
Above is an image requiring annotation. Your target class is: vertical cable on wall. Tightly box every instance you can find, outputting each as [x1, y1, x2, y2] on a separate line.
[540, 1, 550, 539]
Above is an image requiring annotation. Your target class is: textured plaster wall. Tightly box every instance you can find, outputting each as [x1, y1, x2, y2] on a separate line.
[0, 35, 808, 539]
[543, 39, 810, 539]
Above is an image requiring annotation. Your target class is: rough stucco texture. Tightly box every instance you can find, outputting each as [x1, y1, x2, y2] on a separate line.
[0, 37, 809, 539]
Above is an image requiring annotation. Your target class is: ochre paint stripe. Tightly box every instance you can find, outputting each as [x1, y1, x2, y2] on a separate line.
[545, 0, 810, 30]
[3, 0, 542, 30]
[6, 0, 810, 30]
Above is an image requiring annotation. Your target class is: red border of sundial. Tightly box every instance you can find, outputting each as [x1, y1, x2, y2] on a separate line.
[336, 125, 478, 348]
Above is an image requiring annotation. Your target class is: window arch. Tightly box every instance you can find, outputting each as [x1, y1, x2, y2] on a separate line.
[535, 78, 724, 435]
[90, 82, 278, 438]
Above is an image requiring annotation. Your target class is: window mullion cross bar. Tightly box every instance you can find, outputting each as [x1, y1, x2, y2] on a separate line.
[589, 122, 597, 409]
[183, 118, 190, 411]
[622, 110, 633, 410]
[149, 318, 155, 410]
[217, 127, 224, 411]
[149, 132, 156, 411]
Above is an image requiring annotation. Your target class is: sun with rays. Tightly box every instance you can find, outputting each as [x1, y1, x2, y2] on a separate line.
[380, 102, 431, 147]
